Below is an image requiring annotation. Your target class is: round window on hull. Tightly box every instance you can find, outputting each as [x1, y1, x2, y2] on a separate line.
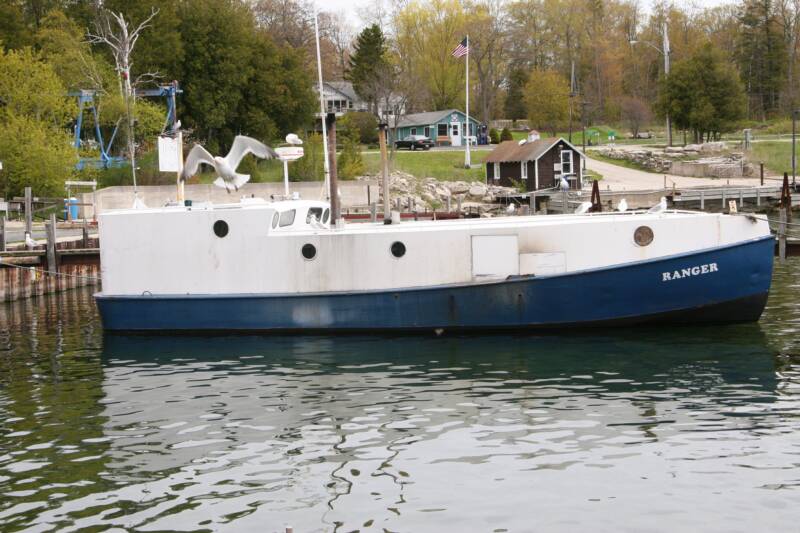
[391, 241, 406, 258]
[634, 226, 654, 247]
[302, 243, 317, 260]
[213, 220, 229, 238]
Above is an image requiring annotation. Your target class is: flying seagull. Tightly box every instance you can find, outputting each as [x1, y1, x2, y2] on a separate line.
[181, 135, 278, 192]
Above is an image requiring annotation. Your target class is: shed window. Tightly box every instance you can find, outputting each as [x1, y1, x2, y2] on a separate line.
[493, 162, 500, 180]
[521, 161, 528, 180]
[279, 209, 296, 227]
[437, 124, 447, 137]
[561, 150, 573, 175]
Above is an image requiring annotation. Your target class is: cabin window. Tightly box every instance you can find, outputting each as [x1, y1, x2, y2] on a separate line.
[279, 209, 296, 227]
[213, 220, 229, 238]
[411, 128, 417, 135]
[307, 207, 324, 224]
[302, 243, 317, 259]
[391, 241, 406, 258]
[322, 208, 330, 223]
[493, 163, 500, 180]
[561, 150, 573, 175]
[437, 124, 447, 137]
[521, 161, 528, 180]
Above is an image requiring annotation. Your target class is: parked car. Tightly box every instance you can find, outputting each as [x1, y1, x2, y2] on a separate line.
[395, 135, 434, 150]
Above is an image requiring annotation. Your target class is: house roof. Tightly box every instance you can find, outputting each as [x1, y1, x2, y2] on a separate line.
[322, 81, 360, 101]
[484, 137, 582, 163]
[396, 109, 477, 128]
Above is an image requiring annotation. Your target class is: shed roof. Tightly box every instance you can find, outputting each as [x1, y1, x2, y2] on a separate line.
[396, 109, 478, 128]
[484, 137, 581, 163]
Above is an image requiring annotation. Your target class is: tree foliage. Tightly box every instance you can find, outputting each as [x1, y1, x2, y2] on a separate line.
[339, 111, 379, 145]
[524, 70, 570, 136]
[657, 44, 746, 142]
[349, 24, 388, 112]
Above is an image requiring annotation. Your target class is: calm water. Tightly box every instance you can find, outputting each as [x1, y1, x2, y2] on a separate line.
[1, 262, 799, 533]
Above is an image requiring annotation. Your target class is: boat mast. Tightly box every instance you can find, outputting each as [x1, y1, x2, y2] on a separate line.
[313, 8, 331, 200]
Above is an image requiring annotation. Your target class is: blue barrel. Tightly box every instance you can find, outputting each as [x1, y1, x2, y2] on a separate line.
[64, 197, 79, 220]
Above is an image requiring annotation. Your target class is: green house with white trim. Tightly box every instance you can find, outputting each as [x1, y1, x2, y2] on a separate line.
[393, 109, 482, 147]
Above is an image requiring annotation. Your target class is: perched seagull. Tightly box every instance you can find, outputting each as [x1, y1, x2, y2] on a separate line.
[506, 203, 516, 215]
[574, 201, 592, 214]
[617, 198, 628, 212]
[181, 135, 278, 193]
[560, 176, 570, 192]
[285, 133, 303, 145]
[648, 196, 668, 213]
[25, 233, 37, 250]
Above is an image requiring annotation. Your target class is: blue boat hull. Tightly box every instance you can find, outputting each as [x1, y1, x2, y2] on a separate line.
[95, 236, 774, 333]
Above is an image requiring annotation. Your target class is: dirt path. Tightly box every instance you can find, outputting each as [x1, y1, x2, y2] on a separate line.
[584, 156, 766, 191]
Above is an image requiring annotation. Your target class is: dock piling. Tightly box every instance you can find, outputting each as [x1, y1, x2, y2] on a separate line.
[24, 187, 32, 236]
[0, 216, 5, 252]
[700, 190, 705, 210]
[779, 207, 787, 262]
[760, 162, 764, 186]
[46, 214, 57, 274]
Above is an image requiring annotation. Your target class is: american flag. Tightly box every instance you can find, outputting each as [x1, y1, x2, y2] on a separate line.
[452, 37, 468, 58]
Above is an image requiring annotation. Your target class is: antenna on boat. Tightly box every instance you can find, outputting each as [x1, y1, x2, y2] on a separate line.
[313, 7, 331, 201]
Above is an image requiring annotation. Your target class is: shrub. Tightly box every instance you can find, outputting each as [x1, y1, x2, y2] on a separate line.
[336, 132, 364, 180]
[500, 127, 513, 141]
[339, 111, 378, 145]
[489, 128, 500, 144]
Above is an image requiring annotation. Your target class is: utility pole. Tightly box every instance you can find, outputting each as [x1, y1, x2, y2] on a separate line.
[794, 109, 798, 186]
[378, 123, 391, 223]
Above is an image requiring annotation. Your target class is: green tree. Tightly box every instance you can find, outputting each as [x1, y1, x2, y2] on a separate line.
[504, 67, 528, 120]
[348, 24, 388, 112]
[523, 69, 569, 136]
[290, 133, 324, 182]
[235, 32, 314, 143]
[657, 43, 745, 142]
[736, 0, 787, 119]
[339, 111, 378, 145]
[336, 130, 364, 179]
[176, 0, 256, 153]
[0, 47, 73, 125]
[0, 114, 78, 197]
[0, 1, 31, 50]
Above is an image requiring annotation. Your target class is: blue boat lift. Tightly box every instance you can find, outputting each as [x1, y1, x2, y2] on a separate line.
[70, 82, 182, 170]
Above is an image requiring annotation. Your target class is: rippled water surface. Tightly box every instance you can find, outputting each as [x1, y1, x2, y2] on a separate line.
[1, 260, 800, 532]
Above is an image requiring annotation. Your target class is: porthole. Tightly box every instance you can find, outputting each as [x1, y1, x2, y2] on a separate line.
[302, 243, 317, 260]
[634, 225, 654, 247]
[322, 208, 330, 223]
[213, 220, 229, 238]
[271, 212, 279, 229]
[391, 241, 406, 258]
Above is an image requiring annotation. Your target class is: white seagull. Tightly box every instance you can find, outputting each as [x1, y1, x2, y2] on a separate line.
[560, 176, 570, 192]
[648, 196, 668, 213]
[506, 203, 516, 215]
[617, 198, 628, 212]
[574, 201, 592, 214]
[181, 135, 278, 192]
[285, 133, 303, 145]
[25, 233, 37, 250]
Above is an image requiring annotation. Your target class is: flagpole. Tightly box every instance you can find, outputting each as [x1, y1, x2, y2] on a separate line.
[314, 7, 331, 199]
[464, 35, 471, 168]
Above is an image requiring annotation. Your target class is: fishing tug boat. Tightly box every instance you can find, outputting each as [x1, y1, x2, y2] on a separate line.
[94, 196, 774, 332]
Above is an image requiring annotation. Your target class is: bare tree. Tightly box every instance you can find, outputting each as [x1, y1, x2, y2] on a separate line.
[620, 96, 653, 138]
[87, 9, 159, 194]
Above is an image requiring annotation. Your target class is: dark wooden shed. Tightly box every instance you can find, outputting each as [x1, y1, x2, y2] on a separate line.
[484, 137, 584, 191]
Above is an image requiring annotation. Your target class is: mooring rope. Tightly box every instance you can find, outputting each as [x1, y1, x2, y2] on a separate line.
[0, 262, 101, 282]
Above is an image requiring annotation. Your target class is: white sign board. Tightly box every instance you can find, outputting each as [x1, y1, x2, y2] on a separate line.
[158, 135, 181, 172]
[275, 146, 304, 161]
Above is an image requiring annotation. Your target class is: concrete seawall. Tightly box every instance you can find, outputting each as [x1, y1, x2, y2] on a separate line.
[80, 181, 379, 218]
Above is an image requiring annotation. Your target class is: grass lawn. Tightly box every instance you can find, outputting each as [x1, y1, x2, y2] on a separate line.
[362, 150, 486, 182]
[748, 141, 798, 176]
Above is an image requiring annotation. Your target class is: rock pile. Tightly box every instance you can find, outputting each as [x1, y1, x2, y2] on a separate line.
[596, 142, 754, 178]
[360, 171, 518, 215]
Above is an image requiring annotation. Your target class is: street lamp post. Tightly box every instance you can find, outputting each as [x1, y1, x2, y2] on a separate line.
[631, 22, 671, 146]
